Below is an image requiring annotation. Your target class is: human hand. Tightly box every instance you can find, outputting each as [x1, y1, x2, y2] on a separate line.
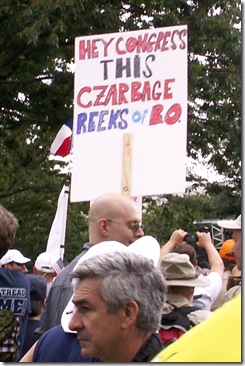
[168, 229, 188, 246]
[196, 232, 213, 249]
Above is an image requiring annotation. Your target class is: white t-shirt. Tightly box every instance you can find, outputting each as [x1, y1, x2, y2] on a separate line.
[193, 272, 222, 310]
[211, 270, 231, 310]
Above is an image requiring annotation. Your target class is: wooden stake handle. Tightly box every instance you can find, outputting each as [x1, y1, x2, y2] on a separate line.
[121, 133, 132, 197]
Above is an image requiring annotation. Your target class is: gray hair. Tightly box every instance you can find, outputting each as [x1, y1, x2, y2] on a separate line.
[71, 251, 167, 333]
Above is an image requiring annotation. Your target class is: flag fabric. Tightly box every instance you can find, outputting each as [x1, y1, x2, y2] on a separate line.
[50, 118, 73, 157]
[46, 183, 70, 260]
[52, 258, 65, 274]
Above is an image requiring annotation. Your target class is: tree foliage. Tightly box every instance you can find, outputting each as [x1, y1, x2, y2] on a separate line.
[0, 0, 241, 262]
[142, 191, 241, 245]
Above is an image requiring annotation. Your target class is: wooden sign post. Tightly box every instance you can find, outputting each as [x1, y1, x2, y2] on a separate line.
[121, 133, 133, 197]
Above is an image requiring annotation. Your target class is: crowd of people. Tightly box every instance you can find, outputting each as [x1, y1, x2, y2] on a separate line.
[0, 196, 241, 362]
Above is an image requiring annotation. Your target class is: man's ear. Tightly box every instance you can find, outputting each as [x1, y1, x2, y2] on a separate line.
[98, 218, 109, 237]
[121, 301, 139, 329]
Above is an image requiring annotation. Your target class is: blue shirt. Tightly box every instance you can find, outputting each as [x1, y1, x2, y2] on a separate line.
[21, 319, 42, 359]
[33, 324, 100, 362]
[0, 268, 30, 361]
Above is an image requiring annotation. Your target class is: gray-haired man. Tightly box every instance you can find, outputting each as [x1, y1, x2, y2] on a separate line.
[69, 250, 167, 362]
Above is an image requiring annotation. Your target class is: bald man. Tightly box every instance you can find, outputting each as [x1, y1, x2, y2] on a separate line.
[39, 193, 144, 332]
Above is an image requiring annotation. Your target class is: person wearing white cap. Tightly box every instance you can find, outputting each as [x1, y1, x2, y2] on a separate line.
[33, 252, 64, 296]
[20, 236, 163, 362]
[217, 214, 241, 232]
[0, 249, 31, 273]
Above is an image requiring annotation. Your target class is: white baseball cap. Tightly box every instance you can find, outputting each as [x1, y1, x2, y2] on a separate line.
[0, 249, 31, 265]
[61, 235, 160, 333]
[217, 215, 241, 230]
[35, 252, 63, 274]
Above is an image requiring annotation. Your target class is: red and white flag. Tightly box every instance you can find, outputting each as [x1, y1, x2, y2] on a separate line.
[50, 118, 73, 157]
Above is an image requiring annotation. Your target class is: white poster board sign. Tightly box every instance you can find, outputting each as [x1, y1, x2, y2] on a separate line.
[71, 25, 188, 202]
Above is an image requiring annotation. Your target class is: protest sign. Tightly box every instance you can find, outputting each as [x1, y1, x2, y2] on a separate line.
[70, 25, 188, 202]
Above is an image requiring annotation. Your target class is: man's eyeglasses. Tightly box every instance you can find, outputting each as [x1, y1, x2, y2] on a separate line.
[106, 219, 143, 233]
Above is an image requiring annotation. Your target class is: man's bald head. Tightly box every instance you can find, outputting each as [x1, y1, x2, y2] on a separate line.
[88, 193, 143, 245]
[89, 193, 138, 222]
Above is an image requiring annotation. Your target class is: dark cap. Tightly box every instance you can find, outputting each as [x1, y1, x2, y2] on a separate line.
[27, 274, 47, 301]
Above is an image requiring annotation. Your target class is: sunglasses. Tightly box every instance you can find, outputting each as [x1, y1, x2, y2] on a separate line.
[11, 262, 25, 267]
[106, 219, 143, 233]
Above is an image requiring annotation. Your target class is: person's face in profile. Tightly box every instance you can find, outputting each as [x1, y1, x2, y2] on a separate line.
[232, 237, 241, 270]
[231, 229, 241, 244]
[69, 277, 126, 361]
[4, 261, 28, 273]
[106, 217, 144, 246]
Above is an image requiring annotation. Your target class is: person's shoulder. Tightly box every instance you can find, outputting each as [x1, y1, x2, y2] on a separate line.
[34, 324, 100, 362]
[223, 285, 241, 304]
[204, 271, 221, 279]
[54, 246, 91, 279]
[0, 267, 29, 287]
[33, 325, 62, 361]
[34, 325, 65, 350]
[51, 252, 86, 286]
[40, 324, 64, 339]
[66, 250, 88, 269]
[201, 271, 222, 286]
[187, 309, 213, 325]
